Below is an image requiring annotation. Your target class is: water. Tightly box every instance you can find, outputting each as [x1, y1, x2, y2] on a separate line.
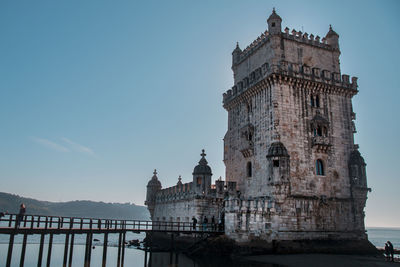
[0, 227, 398, 266]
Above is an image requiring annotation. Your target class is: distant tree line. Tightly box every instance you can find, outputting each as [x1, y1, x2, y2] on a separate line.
[0, 192, 150, 220]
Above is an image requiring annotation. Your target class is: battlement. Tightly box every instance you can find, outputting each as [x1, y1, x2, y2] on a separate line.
[223, 60, 358, 107]
[155, 182, 195, 203]
[234, 26, 338, 68]
[155, 179, 228, 203]
[281, 27, 333, 50]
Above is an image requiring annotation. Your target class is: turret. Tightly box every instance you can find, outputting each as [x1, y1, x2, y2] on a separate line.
[266, 142, 290, 185]
[192, 149, 212, 195]
[232, 42, 242, 66]
[349, 149, 367, 188]
[267, 8, 282, 35]
[325, 25, 340, 50]
[145, 169, 162, 220]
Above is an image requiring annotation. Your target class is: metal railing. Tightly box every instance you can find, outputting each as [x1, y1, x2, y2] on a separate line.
[0, 213, 224, 233]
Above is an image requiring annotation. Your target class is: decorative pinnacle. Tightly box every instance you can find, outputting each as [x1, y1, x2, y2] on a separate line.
[201, 149, 206, 158]
[273, 7, 276, 13]
[178, 175, 182, 182]
[329, 24, 332, 30]
[153, 169, 157, 175]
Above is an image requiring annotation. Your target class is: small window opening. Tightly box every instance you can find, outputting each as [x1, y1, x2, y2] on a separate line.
[272, 22, 276, 27]
[316, 95, 320, 108]
[317, 126, 322, 136]
[316, 159, 325, 176]
[310, 95, 315, 107]
[248, 132, 253, 142]
[197, 177, 202, 185]
[273, 160, 280, 167]
[247, 162, 252, 177]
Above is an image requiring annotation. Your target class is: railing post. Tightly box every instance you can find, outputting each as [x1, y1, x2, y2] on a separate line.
[19, 233, 28, 267]
[8, 214, 13, 227]
[63, 233, 70, 267]
[121, 232, 126, 267]
[70, 218, 73, 229]
[37, 233, 45, 267]
[6, 233, 14, 267]
[117, 232, 122, 267]
[45, 216, 48, 230]
[80, 218, 83, 230]
[30, 216, 34, 229]
[68, 233, 75, 267]
[102, 233, 108, 267]
[46, 234, 53, 267]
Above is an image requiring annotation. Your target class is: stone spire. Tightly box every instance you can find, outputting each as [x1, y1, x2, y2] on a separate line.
[232, 42, 242, 66]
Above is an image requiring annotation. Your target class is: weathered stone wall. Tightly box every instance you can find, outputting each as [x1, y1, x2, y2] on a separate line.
[153, 196, 224, 224]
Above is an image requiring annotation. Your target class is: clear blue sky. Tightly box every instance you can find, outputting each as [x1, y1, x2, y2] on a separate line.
[0, 0, 398, 227]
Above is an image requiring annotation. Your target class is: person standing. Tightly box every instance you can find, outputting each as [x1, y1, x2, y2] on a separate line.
[385, 243, 391, 261]
[203, 216, 208, 231]
[211, 216, 216, 231]
[16, 203, 26, 227]
[192, 216, 197, 231]
[387, 241, 394, 262]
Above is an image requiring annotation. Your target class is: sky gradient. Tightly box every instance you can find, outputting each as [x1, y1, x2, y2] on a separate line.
[0, 0, 399, 227]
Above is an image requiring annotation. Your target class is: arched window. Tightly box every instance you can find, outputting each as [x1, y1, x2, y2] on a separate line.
[315, 95, 320, 107]
[310, 95, 314, 107]
[316, 159, 325, 176]
[247, 162, 252, 177]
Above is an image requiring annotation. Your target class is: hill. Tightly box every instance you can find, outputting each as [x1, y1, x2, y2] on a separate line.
[0, 192, 150, 220]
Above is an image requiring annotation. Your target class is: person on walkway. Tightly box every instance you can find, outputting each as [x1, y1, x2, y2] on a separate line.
[385, 242, 391, 261]
[211, 216, 216, 231]
[16, 203, 26, 227]
[192, 216, 197, 231]
[387, 241, 394, 262]
[203, 216, 208, 231]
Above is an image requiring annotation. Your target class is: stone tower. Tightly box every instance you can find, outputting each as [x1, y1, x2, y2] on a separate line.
[222, 9, 370, 242]
[145, 169, 162, 220]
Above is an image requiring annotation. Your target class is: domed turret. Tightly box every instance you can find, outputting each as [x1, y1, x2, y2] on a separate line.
[267, 141, 289, 158]
[349, 149, 367, 187]
[192, 149, 213, 195]
[267, 142, 290, 185]
[145, 169, 162, 220]
[193, 149, 212, 175]
[267, 8, 282, 35]
[325, 25, 339, 50]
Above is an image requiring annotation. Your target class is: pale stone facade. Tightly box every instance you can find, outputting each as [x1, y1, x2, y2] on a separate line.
[146, 9, 370, 244]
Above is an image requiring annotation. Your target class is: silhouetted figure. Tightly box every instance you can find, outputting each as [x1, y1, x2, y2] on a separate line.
[385, 243, 391, 261]
[203, 216, 208, 231]
[192, 217, 197, 230]
[16, 203, 26, 227]
[211, 216, 216, 231]
[387, 241, 394, 262]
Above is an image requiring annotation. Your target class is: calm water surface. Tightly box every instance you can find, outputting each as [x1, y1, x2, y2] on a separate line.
[0, 228, 398, 266]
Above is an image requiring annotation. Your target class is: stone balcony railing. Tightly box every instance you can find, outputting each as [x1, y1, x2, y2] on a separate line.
[311, 136, 332, 152]
[240, 141, 254, 158]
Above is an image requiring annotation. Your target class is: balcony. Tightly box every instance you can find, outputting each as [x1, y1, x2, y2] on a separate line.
[311, 136, 331, 152]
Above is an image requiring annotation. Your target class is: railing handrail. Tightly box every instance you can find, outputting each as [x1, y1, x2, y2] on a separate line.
[0, 213, 224, 233]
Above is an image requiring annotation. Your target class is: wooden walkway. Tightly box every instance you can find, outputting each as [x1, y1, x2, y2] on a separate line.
[0, 213, 223, 267]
